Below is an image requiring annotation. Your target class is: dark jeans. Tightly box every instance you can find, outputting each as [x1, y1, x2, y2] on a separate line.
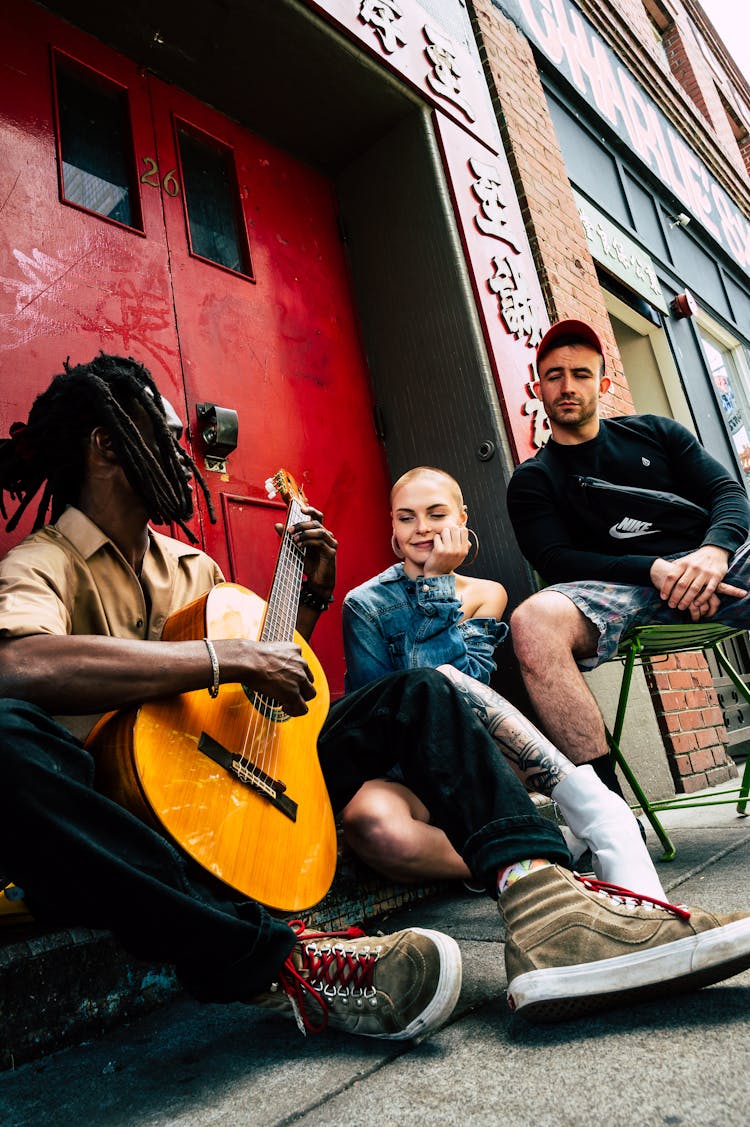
[0, 670, 568, 1002]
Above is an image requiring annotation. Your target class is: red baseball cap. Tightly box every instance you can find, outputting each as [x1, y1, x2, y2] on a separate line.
[536, 319, 605, 369]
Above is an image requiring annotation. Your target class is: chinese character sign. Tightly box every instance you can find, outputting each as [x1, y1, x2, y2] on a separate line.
[435, 113, 548, 460]
[358, 1, 406, 55]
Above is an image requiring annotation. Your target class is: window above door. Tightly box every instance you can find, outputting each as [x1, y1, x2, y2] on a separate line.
[174, 120, 253, 279]
[52, 50, 143, 232]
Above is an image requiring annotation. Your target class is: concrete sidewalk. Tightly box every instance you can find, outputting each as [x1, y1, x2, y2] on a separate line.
[2, 803, 750, 1127]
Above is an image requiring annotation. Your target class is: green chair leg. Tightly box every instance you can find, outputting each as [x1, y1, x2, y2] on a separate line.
[606, 727, 676, 862]
[605, 626, 750, 861]
[736, 753, 750, 816]
[712, 643, 750, 816]
[605, 633, 676, 861]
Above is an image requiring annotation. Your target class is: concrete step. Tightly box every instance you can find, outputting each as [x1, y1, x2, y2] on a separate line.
[1, 800, 558, 1070]
[0, 839, 453, 1071]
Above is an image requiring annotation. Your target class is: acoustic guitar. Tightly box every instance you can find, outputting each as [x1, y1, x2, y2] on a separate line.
[88, 470, 337, 913]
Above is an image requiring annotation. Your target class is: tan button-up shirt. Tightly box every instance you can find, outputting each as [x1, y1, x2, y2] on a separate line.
[0, 507, 224, 738]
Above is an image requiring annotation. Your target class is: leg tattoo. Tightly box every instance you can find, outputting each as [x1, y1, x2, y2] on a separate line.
[437, 664, 574, 793]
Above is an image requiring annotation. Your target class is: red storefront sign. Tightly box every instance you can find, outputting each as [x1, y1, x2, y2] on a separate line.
[434, 112, 550, 459]
[307, 0, 500, 148]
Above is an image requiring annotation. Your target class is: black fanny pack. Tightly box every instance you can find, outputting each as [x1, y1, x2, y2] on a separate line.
[574, 476, 709, 543]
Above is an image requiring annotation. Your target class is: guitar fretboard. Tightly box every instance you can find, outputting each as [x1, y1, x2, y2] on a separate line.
[260, 497, 305, 643]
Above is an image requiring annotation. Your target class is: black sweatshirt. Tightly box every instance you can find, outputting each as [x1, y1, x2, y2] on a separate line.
[507, 415, 750, 585]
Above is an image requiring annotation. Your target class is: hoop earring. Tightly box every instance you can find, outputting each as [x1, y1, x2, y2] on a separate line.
[391, 534, 405, 559]
[464, 528, 480, 567]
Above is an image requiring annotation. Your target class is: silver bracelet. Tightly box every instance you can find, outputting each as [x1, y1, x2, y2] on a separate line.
[204, 637, 220, 698]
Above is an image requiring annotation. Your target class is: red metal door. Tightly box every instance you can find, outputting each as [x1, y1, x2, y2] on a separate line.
[146, 76, 392, 692]
[0, 0, 393, 694]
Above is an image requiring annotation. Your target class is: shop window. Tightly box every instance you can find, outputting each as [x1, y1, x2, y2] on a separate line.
[699, 329, 750, 479]
[52, 54, 141, 230]
[175, 122, 252, 278]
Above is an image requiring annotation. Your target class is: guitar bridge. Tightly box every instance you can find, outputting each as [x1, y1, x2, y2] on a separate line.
[197, 732, 298, 822]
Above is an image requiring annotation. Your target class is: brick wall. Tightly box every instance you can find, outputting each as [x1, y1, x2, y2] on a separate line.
[468, 0, 738, 792]
[740, 134, 750, 180]
[469, 0, 634, 416]
[579, 0, 750, 191]
[644, 653, 736, 791]
[661, 23, 712, 123]
[663, 7, 747, 179]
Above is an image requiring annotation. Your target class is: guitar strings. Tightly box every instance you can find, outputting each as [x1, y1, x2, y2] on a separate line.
[258, 503, 304, 782]
[268, 512, 305, 783]
[266, 501, 305, 783]
[238, 553, 290, 779]
[237, 498, 306, 787]
[239, 506, 300, 776]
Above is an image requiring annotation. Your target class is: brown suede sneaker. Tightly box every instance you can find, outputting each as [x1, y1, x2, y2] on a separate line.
[500, 865, 750, 1022]
[253, 921, 462, 1039]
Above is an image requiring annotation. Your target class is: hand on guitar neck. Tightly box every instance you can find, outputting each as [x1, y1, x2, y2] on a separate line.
[275, 501, 337, 642]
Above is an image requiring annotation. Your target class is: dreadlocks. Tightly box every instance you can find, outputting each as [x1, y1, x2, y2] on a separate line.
[0, 353, 215, 542]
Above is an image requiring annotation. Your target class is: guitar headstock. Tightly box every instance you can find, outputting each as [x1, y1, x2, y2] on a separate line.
[265, 469, 308, 509]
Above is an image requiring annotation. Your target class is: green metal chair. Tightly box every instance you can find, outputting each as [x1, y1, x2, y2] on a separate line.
[605, 622, 750, 862]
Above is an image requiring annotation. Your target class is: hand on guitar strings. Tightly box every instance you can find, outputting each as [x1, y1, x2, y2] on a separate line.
[276, 504, 337, 599]
[238, 639, 316, 716]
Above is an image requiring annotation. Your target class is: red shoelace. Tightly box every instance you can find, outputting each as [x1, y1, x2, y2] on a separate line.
[278, 920, 381, 1034]
[575, 873, 691, 920]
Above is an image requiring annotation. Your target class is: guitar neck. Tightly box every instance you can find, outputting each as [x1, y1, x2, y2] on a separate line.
[260, 497, 305, 642]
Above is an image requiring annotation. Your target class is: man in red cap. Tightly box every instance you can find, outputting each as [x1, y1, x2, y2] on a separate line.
[507, 318, 750, 796]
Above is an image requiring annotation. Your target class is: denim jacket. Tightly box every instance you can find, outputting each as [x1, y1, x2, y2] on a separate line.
[342, 563, 508, 694]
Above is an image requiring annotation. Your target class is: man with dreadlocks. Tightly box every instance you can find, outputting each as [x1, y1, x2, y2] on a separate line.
[2, 354, 750, 1032]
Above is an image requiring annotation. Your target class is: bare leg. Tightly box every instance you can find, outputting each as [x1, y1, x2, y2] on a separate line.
[437, 663, 574, 794]
[341, 667, 571, 883]
[510, 591, 608, 764]
[341, 779, 471, 882]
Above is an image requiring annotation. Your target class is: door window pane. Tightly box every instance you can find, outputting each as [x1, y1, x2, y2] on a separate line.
[53, 56, 140, 229]
[176, 123, 252, 276]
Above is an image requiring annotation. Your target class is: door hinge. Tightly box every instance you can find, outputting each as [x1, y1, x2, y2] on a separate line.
[372, 404, 386, 441]
[336, 213, 350, 246]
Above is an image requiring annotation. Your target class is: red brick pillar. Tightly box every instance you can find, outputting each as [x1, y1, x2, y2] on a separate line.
[644, 654, 738, 791]
[468, 0, 739, 793]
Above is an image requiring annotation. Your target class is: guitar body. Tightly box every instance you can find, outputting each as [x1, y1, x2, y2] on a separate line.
[89, 583, 337, 913]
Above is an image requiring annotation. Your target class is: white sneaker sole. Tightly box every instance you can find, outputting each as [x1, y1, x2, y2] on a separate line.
[507, 916, 750, 1023]
[378, 928, 463, 1041]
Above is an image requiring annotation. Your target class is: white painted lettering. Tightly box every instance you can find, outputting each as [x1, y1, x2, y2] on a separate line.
[518, 0, 564, 66]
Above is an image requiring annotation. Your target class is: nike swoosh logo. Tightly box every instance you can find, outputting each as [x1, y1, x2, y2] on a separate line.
[609, 526, 661, 539]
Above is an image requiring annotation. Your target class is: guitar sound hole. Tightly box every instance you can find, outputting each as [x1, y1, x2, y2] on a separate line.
[241, 684, 290, 724]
